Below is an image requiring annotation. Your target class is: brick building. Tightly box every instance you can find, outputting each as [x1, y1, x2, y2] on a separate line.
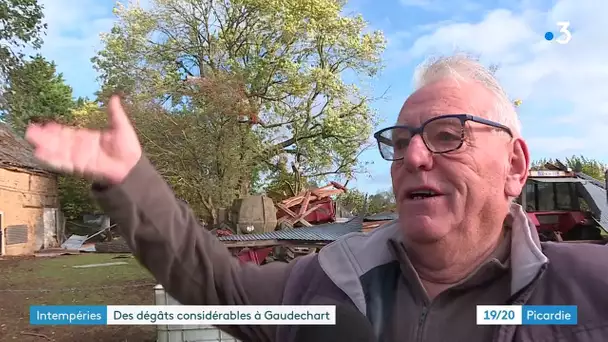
[0, 123, 61, 256]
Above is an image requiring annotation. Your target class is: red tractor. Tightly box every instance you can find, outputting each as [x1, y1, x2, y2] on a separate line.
[516, 165, 608, 243]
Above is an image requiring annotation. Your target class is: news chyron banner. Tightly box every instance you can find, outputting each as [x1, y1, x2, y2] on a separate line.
[476, 305, 578, 325]
[30, 304, 578, 326]
[30, 305, 336, 325]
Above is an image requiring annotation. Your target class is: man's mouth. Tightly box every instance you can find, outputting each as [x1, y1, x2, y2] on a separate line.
[406, 189, 442, 200]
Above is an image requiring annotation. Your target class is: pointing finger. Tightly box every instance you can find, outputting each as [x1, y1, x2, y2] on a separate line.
[107, 95, 133, 132]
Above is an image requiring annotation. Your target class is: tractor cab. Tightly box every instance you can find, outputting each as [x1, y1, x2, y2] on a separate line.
[516, 168, 608, 242]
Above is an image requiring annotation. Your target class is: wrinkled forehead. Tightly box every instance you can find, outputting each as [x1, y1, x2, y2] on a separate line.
[397, 78, 496, 126]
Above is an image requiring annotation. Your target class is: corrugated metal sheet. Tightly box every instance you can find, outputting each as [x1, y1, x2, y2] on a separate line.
[217, 217, 363, 242]
[577, 180, 608, 233]
[364, 212, 398, 221]
[529, 177, 581, 183]
[61, 234, 87, 250]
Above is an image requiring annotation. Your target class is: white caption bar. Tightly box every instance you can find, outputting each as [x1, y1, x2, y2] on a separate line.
[106, 305, 336, 325]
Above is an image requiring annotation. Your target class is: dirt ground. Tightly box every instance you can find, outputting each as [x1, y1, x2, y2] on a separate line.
[0, 253, 157, 342]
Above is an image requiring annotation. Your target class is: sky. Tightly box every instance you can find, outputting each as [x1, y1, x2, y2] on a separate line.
[31, 0, 608, 194]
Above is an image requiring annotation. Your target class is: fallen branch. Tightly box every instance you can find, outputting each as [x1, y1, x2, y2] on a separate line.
[20, 332, 52, 341]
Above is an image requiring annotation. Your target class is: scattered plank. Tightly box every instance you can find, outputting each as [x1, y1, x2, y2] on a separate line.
[72, 261, 127, 268]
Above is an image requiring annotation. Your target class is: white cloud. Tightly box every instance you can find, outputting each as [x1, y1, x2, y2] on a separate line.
[399, 0, 608, 159]
[408, 10, 537, 61]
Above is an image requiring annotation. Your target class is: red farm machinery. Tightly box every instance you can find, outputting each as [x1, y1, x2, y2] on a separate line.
[516, 163, 608, 243]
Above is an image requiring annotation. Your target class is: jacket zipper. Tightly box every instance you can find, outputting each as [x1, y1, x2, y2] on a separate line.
[493, 264, 548, 342]
[416, 306, 429, 342]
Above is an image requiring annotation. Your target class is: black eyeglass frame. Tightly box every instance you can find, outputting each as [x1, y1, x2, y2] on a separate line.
[373, 114, 514, 161]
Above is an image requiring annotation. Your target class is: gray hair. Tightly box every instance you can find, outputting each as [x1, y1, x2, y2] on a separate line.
[412, 54, 522, 136]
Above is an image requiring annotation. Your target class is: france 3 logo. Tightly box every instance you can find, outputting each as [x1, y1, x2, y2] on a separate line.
[544, 22, 572, 45]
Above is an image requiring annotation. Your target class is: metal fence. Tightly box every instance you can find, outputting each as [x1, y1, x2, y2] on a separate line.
[154, 285, 240, 342]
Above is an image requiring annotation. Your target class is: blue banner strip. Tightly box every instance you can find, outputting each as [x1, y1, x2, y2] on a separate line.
[521, 305, 577, 325]
[30, 305, 108, 325]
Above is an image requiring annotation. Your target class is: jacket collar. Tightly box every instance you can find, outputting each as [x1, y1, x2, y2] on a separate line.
[318, 203, 548, 314]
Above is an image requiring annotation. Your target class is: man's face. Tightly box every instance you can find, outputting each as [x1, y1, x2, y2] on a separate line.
[391, 78, 528, 244]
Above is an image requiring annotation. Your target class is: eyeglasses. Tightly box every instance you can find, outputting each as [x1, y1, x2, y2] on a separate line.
[373, 114, 513, 161]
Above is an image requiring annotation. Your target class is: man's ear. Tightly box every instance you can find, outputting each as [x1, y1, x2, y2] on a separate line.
[505, 138, 530, 197]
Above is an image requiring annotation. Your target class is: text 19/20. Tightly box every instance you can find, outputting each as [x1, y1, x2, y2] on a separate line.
[484, 309, 515, 320]
[476, 305, 522, 325]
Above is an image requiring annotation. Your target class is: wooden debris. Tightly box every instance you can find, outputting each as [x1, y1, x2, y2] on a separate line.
[276, 182, 347, 227]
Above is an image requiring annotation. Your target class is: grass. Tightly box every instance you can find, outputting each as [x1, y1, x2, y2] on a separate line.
[5, 253, 151, 284]
[0, 253, 157, 341]
[2, 253, 153, 304]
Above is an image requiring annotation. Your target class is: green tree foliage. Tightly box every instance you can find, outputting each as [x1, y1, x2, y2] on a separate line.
[264, 155, 320, 202]
[564, 155, 607, 182]
[336, 188, 366, 214]
[529, 158, 552, 170]
[130, 72, 261, 222]
[0, 0, 47, 77]
[531, 155, 607, 182]
[0, 55, 74, 134]
[92, 0, 386, 194]
[58, 176, 99, 220]
[367, 190, 396, 214]
[336, 188, 395, 215]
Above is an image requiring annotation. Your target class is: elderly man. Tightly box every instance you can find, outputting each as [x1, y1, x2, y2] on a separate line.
[25, 55, 608, 342]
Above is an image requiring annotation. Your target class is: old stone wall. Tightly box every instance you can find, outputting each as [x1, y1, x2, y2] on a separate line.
[0, 167, 59, 255]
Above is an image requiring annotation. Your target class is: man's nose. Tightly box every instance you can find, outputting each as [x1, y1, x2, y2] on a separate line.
[402, 135, 433, 172]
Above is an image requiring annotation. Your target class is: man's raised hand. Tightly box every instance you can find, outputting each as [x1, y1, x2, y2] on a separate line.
[25, 95, 143, 185]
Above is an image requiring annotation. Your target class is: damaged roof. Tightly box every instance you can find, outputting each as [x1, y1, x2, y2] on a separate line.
[0, 123, 52, 173]
[217, 217, 363, 242]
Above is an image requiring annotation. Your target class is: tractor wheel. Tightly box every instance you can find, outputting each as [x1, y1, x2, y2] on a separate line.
[561, 224, 603, 241]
